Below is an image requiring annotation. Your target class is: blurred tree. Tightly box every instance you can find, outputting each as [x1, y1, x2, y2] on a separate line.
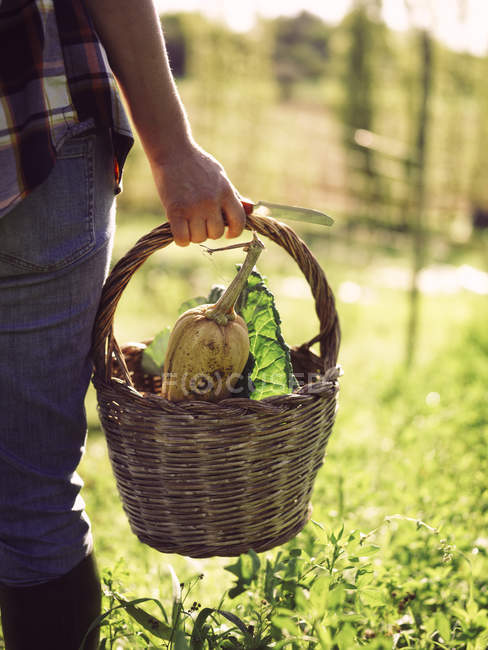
[160, 12, 188, 78]
[184, 15, 271, 121]
[341, 0, 382, 131]
[183, 15, 277, 193]
[401, 10, 434, 365]
[270, 11, 331, 100]
[439, 49, 479, 221]
[339, 0, 389, 206]
[468, 55, 488, 228]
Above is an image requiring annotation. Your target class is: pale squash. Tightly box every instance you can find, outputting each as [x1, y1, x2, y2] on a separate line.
[161, 234, 264, 402]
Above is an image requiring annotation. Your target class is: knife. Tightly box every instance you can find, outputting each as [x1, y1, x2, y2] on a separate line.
[241, 198, 334, 227]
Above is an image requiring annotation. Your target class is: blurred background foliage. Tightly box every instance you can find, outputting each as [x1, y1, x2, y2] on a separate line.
[123, 1, 488, 238]
[116, 0, 488, 367]
[70, 3, 488, 628]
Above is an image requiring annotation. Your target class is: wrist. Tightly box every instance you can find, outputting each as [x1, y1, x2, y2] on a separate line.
[134, 97, 197, 166]
[144, 131, 197, 169]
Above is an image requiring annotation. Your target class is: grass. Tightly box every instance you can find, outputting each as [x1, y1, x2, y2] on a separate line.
[80, 55, 488, 647]
[73, 208, 488, 648]
[3, 75, 488, 647]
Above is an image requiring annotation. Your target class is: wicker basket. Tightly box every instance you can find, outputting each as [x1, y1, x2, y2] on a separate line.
[91, 213, 341, 558]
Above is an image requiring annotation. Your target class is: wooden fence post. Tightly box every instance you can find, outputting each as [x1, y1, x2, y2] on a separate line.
[405, 29, 433, 367]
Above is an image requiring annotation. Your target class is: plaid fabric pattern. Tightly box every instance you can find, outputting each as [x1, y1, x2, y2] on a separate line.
[0, 0, 133, 218]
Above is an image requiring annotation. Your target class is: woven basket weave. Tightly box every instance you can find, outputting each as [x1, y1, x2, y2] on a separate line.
[91, 213, 341, 558]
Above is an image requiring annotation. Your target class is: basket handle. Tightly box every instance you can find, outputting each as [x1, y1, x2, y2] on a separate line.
[91, 214, 340, 382]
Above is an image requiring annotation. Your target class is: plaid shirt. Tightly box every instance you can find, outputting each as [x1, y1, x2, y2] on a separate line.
[0, 0, 133, 218]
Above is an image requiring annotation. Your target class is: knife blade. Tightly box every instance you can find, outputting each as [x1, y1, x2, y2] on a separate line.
[241, 198, 334, 227]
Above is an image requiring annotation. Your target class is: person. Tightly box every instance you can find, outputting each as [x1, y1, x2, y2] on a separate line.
[0, 0, 246, 648]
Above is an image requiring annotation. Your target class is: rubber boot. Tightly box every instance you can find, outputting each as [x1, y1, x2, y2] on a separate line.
[0, 553, 102, 650]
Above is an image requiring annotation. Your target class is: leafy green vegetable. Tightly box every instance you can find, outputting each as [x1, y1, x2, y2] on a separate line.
[141, 326, 171, 375]
[177, 285, 225, 315]
[230, 352, 255, 399]
[176, 296, 207, 315]
[207, 284, 225, 304]
[142, 270, 297, 400]
[237, 269, 297, 400]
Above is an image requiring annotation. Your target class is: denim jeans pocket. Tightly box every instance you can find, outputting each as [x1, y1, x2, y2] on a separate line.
[0, 134, 96, 277]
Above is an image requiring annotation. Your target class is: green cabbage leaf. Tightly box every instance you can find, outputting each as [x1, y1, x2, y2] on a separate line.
[237, 269, 297, 400]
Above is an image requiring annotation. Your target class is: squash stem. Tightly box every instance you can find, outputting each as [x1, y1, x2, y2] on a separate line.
[206, 232, 264, 325]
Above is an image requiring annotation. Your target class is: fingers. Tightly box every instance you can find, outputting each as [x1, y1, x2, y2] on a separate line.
[205, 209, 225, 240]
[188, 213, 208, 243]
[167, 193, 245, 246]
[168, 211, 191, 247]
[168, 203, 220, 246]
[154, 146, 247, 246]
[222, 191, 246, 239]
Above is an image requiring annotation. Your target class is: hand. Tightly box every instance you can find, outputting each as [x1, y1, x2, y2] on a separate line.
[84, 0, 246, 246]
[150, 143, 247, 247]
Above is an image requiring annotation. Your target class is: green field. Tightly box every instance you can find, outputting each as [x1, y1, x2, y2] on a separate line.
[2, 70, 488, 648]
[75, 71, 488, 646]
[76, 191, 488, 647]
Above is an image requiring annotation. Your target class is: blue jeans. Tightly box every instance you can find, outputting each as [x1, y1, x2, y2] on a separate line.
[0, 131, 116, 586]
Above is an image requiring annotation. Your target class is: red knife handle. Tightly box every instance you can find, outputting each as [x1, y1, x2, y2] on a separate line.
[241, 198, 254, 216]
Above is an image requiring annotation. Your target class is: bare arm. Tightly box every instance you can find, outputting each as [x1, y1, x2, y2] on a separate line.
[84, 0, 246, 246]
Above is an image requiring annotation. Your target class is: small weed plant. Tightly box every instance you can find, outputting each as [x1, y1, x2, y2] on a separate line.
[81, 514, 488, 649]
[76, 320, 488, 649]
